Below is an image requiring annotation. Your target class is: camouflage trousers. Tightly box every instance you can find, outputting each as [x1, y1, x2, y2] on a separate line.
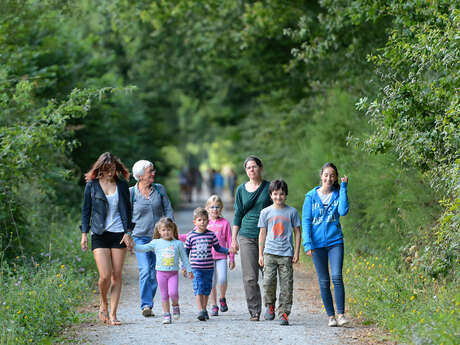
[262, 253, 293, 316]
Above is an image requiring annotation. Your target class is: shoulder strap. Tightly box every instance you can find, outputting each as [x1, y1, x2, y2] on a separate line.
[153, 183, 164, 199]
[130, 186, 135, 204]
[153, 183, 166, 216]
[241, 180, 268, 217]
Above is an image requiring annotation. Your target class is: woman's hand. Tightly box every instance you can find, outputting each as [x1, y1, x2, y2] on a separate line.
[81, 233, 88, 251]
[120, 234, 133, 250]
[306, 250, 313, 256]
[231, 238, 239, 253]
[229, 261, 235, 270]
[341, 175, 348, 183]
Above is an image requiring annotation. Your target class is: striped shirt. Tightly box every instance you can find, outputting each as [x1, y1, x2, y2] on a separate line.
[184, 230, 229, 269]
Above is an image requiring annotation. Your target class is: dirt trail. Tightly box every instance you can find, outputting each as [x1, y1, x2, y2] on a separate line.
[72, 200, 363, 345]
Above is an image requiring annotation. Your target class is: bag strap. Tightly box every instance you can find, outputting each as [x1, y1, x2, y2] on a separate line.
[241, 180, 268, 217]
[131, 183, 165, 216]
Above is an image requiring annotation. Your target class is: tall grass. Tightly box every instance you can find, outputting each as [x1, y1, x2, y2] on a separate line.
[0, 216, 95, 345]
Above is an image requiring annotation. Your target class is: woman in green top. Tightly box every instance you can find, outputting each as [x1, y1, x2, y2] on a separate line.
[231, 155, 272, 321]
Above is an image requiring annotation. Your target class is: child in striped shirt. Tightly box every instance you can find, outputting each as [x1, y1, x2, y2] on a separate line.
[184, 207, 232, 321]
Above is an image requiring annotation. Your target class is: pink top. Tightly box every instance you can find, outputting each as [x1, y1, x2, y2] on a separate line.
[178, 217, 234, 262]
[208, 217, 234, 262]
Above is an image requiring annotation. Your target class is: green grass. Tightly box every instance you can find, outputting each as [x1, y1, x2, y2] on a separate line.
[344, 251, 459, 345]
[0, 218, 96, 345]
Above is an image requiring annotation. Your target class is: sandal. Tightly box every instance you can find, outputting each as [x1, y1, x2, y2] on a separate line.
[109, 318, 121, 326]
[98, 310, 109, 323]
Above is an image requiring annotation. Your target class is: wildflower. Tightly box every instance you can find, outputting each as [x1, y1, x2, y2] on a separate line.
[61, 264, 65, 269]
[59, 284, 63, 288]
[410, 295, 415, 301]
[420, 318, 424, 323]
[17, 310, 21, 315]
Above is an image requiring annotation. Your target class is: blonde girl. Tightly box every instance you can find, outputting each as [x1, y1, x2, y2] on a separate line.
[133, 217, 193, 324]
[206, 195, 235, 316]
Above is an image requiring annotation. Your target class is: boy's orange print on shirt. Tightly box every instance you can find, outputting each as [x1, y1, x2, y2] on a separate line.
[269, 215, 289, 238]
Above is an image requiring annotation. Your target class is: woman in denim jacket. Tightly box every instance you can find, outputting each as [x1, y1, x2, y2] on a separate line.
[80, 152, 133, 325]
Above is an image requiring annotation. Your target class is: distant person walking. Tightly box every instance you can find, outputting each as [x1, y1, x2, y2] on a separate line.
[80, 152, 133, 326]
[227, 169, 237, 201]
[130, 160, 174, 317]
[213, 170, 224, 197]
[302, 162, 350, 327]
[231, 155, 272, 321]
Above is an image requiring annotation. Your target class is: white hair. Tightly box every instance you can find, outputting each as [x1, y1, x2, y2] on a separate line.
[132, 160, 154, 181]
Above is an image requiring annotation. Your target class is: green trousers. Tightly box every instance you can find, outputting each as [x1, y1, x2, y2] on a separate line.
[262, 253, 293, 316]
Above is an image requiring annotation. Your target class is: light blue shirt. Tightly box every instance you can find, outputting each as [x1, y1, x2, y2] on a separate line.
[258, 205, 301, 257]
[130, 183, 174, 238]
[134, 239, 192, 272]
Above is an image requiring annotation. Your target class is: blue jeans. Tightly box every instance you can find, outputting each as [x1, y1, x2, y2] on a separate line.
[133, 236, 158, 309]
[311, 244, 345, 316]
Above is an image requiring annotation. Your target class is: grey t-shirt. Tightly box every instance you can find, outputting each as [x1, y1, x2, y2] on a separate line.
[258, 204, 301, 257]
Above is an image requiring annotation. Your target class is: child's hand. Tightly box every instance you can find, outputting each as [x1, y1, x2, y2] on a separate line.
[341, 175, 348, 183]
[188, 272, 194, 280]
[181, 268, 187, 277]
[229, 261, 235, 270]
[306, 250, 313, 256]
[258, 255, 264, 267]
[292, 254, 299, 264]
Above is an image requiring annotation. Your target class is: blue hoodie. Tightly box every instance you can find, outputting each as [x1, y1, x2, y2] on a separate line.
[302, 182, 349, 251]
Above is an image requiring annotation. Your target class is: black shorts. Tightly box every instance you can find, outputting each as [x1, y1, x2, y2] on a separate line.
[91, 231, 127, 250]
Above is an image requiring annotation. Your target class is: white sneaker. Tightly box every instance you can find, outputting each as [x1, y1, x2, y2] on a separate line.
[328, 316, 337, 327]
[172, 306, 180, 320]
[162, 313, 171, 324]
[337, 314, 349, 326]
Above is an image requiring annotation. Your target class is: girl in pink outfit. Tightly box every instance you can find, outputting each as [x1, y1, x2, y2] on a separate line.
[206, 195, 235, 316]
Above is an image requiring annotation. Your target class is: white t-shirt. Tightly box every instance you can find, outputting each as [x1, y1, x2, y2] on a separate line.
[318, 190, 333, 207]
[104, 187, 124, 233]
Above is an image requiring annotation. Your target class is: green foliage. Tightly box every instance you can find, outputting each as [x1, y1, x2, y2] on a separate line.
[0, 217, 95, 345]
[0, 1, 458, 344]
[345, 253, 460, 345]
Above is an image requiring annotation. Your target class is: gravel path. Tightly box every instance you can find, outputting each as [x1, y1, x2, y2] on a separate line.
[73, 202, 358, 345]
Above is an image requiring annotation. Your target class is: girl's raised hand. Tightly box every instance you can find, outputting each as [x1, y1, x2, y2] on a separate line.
[341, 175, 348, 183]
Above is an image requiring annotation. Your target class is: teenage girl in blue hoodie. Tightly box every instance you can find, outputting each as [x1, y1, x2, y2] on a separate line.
[302, 162, 349, 327]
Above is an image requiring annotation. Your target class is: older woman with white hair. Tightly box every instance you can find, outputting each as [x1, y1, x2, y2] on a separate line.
[130, 160, 174, 317]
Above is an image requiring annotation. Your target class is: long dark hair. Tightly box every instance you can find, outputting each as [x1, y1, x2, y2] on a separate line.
[320, 162, 340, 190]
[84, 152, 130, 182]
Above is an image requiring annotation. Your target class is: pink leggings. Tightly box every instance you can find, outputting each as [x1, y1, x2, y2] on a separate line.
[156, 270, 179, 302]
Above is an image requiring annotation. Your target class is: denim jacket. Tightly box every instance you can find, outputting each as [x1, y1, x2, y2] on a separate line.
[80, 179, 134, 235]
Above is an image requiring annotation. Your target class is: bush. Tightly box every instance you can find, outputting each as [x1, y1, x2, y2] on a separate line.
[0, 218, 95, 345]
